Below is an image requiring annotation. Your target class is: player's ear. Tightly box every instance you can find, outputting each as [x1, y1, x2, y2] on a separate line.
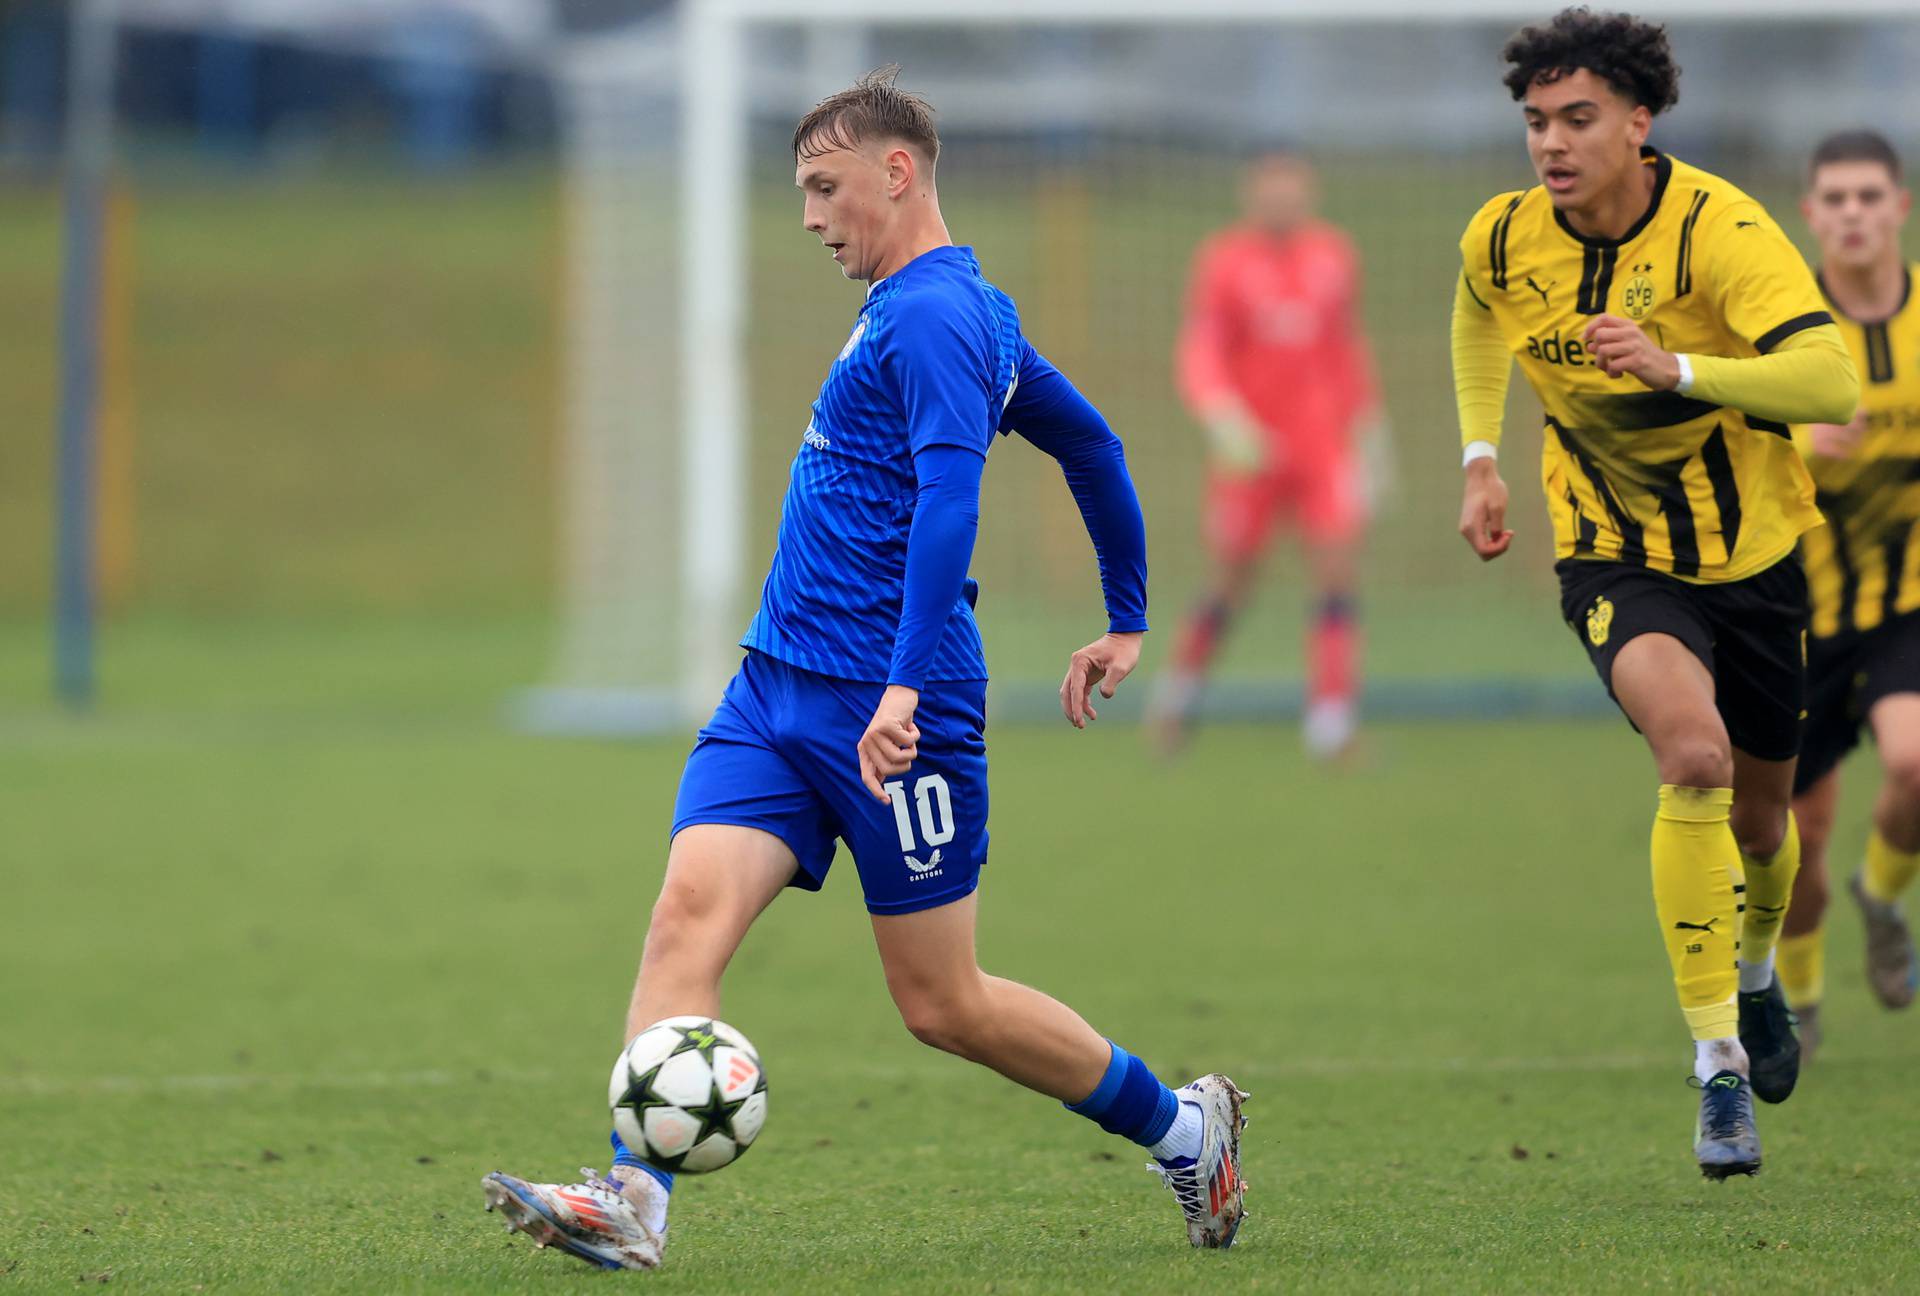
[1626, 104, 1651, 149]
[1898, 186, 1913, 221]
[885, 146, 916, 200]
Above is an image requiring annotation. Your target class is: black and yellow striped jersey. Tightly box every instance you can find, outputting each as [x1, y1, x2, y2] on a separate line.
[1459, 149, 1830, 583]
[1801, 262, 1920, 639]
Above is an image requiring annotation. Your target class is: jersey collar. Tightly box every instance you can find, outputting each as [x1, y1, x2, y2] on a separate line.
[866, 244, 979, 302]
[1816, 262, 1914, 326]
[1552, 147, 1673, 249]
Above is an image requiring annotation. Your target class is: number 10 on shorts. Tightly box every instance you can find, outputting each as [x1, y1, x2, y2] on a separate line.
[882, 774, 956, 852]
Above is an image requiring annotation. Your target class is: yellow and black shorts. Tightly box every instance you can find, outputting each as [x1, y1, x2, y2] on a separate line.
[1557, 555, 1808, 762]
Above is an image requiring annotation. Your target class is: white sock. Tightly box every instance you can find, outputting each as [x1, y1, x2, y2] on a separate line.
[1302, 698, 1357, 757]
[1737, 949, 1776, 995]
[1694, 1036, 1749, 1085]
[1148, 1099, 1205, 1163]
[613, 1171, 672, 1234]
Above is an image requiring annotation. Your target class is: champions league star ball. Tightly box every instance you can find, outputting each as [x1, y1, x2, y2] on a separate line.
[609, 1016, 768, 1173]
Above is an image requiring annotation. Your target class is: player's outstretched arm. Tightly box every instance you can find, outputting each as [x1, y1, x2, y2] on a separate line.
[1452, 273, 1514, 561]
[1000, 346, 1150, 726]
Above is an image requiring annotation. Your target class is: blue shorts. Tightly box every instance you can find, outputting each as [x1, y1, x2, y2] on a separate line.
[672, 651, 990, 916]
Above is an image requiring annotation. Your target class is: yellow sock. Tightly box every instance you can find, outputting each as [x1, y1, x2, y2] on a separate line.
[1739, 811, 1801, 971]
[1653, 786, 1744, 1040]
[1777, 928, 1826, 1008]
[1863, 829, 1920, 904]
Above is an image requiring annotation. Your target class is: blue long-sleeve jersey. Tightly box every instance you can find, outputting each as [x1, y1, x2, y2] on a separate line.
[741, 245, 1148, 688]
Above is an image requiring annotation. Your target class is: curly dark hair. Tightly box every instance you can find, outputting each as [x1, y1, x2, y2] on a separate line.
[1501, 7, 1681, 115]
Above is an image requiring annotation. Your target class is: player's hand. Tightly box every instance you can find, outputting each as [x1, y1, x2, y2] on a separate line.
[1808, 410, 1867, 458]
[857, 684, 920, 803]
[1203, 407, 1269, 476]
[1059, 631, 1142, 729]
[1581, 314, 1681, 389]
[1458, 458, 1513, 562]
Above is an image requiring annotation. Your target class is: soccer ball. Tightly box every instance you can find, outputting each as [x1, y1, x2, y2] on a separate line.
[608, 1016, 768, 1173]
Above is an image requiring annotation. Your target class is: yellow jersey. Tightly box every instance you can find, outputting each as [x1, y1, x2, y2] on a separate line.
[1459, 149, 1830, 583]
[1801, 262, 1920, 638]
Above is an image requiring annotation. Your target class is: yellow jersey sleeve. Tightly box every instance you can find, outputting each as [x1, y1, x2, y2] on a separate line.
[1452, 192, 1528, 451]
[1696, 201, 1834, 355]
[1453, 273, 1511, 449]
[1686, 325, 1859, 426]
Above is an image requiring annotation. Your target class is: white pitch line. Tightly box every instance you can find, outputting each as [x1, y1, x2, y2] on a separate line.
[0, 1054, 1670, 1098]
[10, 1049, 1916, 1098]
[0, 1068, 564, 1098]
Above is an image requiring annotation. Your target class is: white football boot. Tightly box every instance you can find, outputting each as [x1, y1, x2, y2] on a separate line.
[1149, 1074, 1249, 1248]
[481, 1166, 668, 1271]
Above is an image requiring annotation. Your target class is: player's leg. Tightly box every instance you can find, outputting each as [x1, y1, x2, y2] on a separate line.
[483, 827, 795, 1270]
[1298, 445, 1366, 760]
[1780, 628, 1864, 1047]
[870, 893, 1246, 1248]
[1727, 746, 1802, 1102]
[1610, 633, 1746, 1063]
[623, 824, 796, 1035]
[485, 656, 836, 1270]
[1147, 471, 1277, 755]
[1782, 769, 1838, 1058]
[817, 671, 1245, 1247]
[1301, 533, 1361, 760]
[1702, 555, 1814, 1103]
[1856, 690, 1920, 1007]
[1606, 628, 1760, 1177]
[871, 891, 1107, 1099]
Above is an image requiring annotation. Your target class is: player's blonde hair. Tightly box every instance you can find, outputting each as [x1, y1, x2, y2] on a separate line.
[792, 66, 940, 167]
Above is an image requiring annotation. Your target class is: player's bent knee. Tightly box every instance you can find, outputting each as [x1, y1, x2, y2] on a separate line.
[1732, 812, 1789, 862]
[1883, 749, 1920, 809]
[1658, 738, 1734, 791]
[890, 984, 992, 1059]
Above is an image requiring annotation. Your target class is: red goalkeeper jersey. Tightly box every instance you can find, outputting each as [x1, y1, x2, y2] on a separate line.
[1175, 221, 1378, 453]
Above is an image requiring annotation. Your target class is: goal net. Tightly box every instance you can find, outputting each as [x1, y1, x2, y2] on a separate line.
[520, 0, 1920, 734]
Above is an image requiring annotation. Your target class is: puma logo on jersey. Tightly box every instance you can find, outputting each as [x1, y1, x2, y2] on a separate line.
[1525, 276, 1555, 307]
[1735, 219, 1761, 229]
[1673, 918, 1718, 934]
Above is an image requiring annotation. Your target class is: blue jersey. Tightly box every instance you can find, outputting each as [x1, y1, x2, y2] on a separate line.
[743, 246, 1022, 684]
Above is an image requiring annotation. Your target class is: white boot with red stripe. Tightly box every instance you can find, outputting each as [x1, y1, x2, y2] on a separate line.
[1148, 1074, 1249, 1249]
[482, 1166, 668, 1271]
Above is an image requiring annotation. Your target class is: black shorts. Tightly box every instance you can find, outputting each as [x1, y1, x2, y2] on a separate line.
[1556, 556, 1808, 762]
[1794, 610, 1920, 794]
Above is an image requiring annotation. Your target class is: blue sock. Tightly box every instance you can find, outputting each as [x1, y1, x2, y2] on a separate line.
[610, 1130, 674, 1194]
[1064, 1041, 1179, 1148]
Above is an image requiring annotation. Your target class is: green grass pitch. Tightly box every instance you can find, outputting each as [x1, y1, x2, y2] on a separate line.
[5, 632, 1920, 1291]
[3, 150, 1913, 1292]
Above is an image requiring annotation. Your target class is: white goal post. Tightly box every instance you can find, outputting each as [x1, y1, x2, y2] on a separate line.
[517, 0, 1920, 737]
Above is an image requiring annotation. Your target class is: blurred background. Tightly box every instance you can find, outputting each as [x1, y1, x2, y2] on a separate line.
[8, 0, 1920, 731]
